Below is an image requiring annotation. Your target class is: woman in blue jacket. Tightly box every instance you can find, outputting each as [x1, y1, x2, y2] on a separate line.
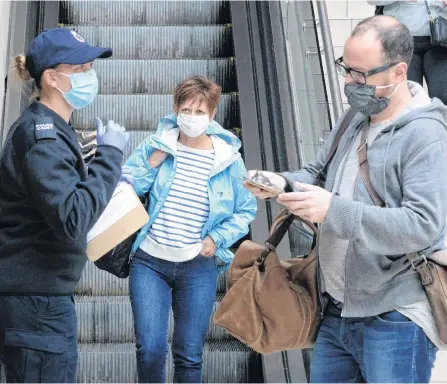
[123, 76, 257, 383]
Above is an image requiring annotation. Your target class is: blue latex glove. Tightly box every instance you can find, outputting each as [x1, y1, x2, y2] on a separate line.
[95, 118, 130, 154]
[120, 166, 134, 186]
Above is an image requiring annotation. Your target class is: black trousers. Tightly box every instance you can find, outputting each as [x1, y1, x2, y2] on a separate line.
[408, 36, 447, 105]
[0, 296, 78, 383]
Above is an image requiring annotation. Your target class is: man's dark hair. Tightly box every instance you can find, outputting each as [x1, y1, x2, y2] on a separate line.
[351, 16, 414, 65]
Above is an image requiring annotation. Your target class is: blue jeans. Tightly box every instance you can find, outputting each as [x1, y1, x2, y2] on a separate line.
[130, 249, 218, 383]
[310, 302, 438, 383]
[0, 296, 78, 383]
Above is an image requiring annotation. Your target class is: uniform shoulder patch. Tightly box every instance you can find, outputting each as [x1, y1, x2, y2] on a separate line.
[35, 117, 57, 141]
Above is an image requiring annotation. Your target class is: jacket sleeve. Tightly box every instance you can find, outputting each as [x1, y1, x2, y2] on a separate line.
[207, 158, 257, 249]
[124, 136, 161, 196]
[23, 140, 123, 242]
[324, 139, 447, 255]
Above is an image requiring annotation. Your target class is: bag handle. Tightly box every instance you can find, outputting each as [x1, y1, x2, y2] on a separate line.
[257, 210, 318, 272]
[256, 109, 358, 272]
[269, 208, 318, 239]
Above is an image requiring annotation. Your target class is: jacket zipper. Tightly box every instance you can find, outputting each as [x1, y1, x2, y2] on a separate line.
[340, 131, 378, 316]
[319, 131, 357, 318]
[315, 232, 325, 319]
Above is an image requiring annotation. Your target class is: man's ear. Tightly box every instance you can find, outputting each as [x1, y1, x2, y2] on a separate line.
[394, 62, 408, 83]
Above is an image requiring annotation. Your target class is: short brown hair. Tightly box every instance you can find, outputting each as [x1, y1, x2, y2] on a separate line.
[174, 76, 221, 112]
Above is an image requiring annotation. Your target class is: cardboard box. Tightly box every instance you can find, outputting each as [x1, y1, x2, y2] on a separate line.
[86, 182, 149, 261]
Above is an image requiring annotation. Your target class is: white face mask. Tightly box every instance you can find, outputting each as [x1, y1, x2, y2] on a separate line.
[177, 113, 210, 138]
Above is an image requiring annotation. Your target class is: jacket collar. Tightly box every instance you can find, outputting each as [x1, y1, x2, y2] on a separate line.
[151, 129, 240, 177]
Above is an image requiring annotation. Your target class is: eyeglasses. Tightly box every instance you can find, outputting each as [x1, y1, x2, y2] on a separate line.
[335, 56, 400, 85]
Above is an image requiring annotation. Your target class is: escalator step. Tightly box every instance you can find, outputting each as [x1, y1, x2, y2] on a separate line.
[73, 26, 233, 59]
[94, 59, 236, 95]
[122, 131, 155, 161]
[75, 294, 229, 343]
[75, 261, 227, 296]
[77, 341, 261, 383]
[60, 1, 230, 26]
[73, 94, 240, 132]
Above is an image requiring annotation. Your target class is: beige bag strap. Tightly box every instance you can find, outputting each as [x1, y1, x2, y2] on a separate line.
[356, 123, 431, 266]
[357, 122, 385, 207]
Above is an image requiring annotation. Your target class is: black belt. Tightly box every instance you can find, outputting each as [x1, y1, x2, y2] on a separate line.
[326, 294, 344, 310]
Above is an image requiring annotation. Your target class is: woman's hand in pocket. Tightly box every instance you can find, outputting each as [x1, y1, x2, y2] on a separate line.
[148, 150, 168, 168]
[201, 236, 216, 257]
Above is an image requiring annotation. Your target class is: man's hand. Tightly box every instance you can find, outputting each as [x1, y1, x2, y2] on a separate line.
[148, 150, 168, 168]
[201, 236, 217, 257]
[276, 182, 332, 223]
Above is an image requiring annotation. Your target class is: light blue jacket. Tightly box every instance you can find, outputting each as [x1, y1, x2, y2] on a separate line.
[124, 114, 257, 266]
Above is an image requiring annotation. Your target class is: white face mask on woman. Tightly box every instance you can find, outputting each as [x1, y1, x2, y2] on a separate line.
[177, 113, 210, 138]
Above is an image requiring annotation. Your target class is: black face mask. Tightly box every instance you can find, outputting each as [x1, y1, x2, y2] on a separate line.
[344, 83, 400, 116]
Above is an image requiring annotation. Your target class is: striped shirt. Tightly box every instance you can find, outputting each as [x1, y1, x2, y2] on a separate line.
[140, 142, 215, 262]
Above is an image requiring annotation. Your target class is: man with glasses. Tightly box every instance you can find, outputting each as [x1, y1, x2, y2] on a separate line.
[245, 15, 447, 382]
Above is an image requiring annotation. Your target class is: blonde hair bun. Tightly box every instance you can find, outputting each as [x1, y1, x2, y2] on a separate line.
[13, 55, 31, 82]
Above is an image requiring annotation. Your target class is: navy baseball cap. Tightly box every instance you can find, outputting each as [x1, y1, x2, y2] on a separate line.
[25, 28, 112, 83]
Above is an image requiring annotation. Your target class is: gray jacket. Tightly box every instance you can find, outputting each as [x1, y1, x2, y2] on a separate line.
[367, 0, 447, 36]
[283, 83, 447, 317]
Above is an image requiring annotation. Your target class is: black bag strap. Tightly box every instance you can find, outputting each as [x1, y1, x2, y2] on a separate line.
[316, 107, 358, 186]
[375, 5, 384, 15]
[424, 0, 434, 20]
[266, 213, 296, 248]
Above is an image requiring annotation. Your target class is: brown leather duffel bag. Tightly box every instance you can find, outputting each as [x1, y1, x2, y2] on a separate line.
[213, 209, 321, 354]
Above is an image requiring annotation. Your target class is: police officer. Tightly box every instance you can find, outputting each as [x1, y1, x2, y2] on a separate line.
[0, 28, 129, 382]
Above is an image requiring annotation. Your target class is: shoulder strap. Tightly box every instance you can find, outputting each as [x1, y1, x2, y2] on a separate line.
[316, 107, 358, 186]
[375, 5, 384, 15]
[357, 125, 432, 267]
[424, 0, 433, 19]
[357, 122, 385, 207]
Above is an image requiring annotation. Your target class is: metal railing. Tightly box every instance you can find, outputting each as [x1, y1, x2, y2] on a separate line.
[279, 0, 344, 168]
[315, 0, 343, 122]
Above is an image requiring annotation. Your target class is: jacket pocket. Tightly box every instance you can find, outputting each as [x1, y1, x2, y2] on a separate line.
[4, 329, 68, 383]
[214, 188, 234, 213]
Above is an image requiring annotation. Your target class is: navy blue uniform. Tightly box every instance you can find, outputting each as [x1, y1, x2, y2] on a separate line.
[0, 101, 123, 382]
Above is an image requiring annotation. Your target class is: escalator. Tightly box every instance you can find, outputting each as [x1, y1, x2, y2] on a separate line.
[58, 1, 263, 382]
[1, 1, 334, 382]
